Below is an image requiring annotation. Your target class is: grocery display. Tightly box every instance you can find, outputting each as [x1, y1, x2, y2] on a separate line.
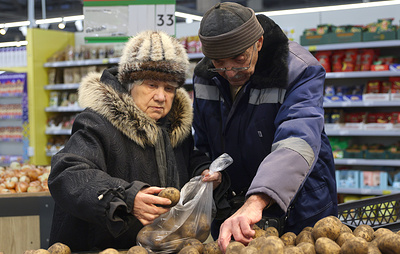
[304, 38, 400, 196]
[20, 213, 400, 253]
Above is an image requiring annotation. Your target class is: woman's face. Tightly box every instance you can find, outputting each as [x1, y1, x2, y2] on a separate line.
[131, 80, 177, 121]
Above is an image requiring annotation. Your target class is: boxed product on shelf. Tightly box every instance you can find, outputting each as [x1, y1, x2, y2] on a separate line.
[336, 170, 360, 189]
[330, 25, 363, 44]
[300, 25, 334, 45]
[344, 144, 365, 158]
[363, 18, 397, 42]
[360, 170, 388, 189]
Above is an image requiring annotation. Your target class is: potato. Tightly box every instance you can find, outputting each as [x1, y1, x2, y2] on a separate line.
[47, 242, 71, 254]
[311, 216, 341, 241]
[265, 227, 279, 237]
[377, 232, 400, 254]
[367, 244, 382, 254]
[373, 227, 393, 240]
[136, 226, 156, 247]
[251, 224, 266, 238]
[181, 238, 204, 253]
[179, 218, 197, 239]
[225, 241, 245, 254]
[340, 236, 368, 254]
[99, 248, 119, 254]
[296, 230, 315, 245]
[283, 246, 303, 254]
[158, 187, 180, 207]
[314, 237, 340, 254]
[248, 236, 268, 250]
[23, 251, 36, 254]
[353, 224, 374, 242]
[280, 232, 297, 246]
[239, 246, 258, 254]
[127, 246, 148, 254]
[196, 213, 211, 242]
[203, 241, 222, 254]
[302, 227, 313, 232]
[33, 250, 50, 254]
[259, 236, 284, 254]
[340, 224, 353, 234]
[336, 232, 355, 247]
[296, 242, 316, 254]
[178, 246, 199, 254]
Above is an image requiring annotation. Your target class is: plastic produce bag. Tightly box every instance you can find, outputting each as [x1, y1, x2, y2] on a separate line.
[137, 153, 233, 253]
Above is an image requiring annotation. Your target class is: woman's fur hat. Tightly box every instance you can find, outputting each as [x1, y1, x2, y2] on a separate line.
[118, 30, 189, 89]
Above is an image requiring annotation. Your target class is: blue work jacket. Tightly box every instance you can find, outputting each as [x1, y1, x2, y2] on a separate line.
[192, 15, 337, 234]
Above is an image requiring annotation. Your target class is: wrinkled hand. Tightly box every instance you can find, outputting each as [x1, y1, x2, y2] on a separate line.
[201, 169, 222, 190]
[218, 194, 271, 253]
[132, 187, 172, 226]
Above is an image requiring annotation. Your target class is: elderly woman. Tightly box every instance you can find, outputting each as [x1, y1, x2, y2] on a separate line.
[48, 30, 220, 252]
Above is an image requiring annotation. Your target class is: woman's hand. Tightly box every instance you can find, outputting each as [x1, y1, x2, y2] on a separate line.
[201, 169, 222, 190]
[132, 187, 172, 225]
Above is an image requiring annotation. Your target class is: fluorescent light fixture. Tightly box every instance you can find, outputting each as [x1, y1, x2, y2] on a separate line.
[175, 11, 202, 21]
[258, 0, 400, 16]
[63, 15, 84, 22]
[36, 18, 63, 25]
[1, 21, 30, 28]
[0, 41, 28, 48]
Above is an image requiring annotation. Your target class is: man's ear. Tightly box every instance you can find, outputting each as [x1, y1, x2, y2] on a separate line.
[257, 36, 264, 51]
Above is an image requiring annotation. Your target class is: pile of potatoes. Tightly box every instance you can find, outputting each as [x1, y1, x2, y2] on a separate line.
[0, 162, 50, 194]
[222, 215, 400, 254]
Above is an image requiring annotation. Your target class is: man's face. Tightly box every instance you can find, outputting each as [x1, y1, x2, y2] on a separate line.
[130, 80, 177, 120]
[211, 39, 262, 87]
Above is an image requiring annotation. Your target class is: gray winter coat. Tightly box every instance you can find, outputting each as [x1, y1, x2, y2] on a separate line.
[48, 67, 211, 252]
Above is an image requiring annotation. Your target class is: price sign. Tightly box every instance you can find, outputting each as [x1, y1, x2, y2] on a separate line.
[83, 0, 176, 43]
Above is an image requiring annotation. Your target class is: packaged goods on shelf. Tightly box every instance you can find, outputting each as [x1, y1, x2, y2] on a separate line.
[0, 46, 27, 68]
[301, 18, 399, 46]
[336, 169, 360, 189]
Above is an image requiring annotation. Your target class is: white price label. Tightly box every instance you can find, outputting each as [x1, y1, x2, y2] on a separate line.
[128, 4, 175, 36]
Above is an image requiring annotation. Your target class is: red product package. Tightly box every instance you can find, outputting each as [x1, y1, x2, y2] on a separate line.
[360, 49, 378, 71]
[331, 50, 345, 72]
[366, 80, 381, 93]
[345, 112, 365, 123]
[390, 77, 400, 93]
[381, 81, 392, 93]
[341, 49, 358, 72]
[315, 51, 332, 72]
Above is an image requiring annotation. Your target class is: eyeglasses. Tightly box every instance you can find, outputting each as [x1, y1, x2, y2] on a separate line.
[208, 44, 256, 73]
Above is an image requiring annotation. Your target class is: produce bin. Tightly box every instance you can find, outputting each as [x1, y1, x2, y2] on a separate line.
[337, 193, 400, 231]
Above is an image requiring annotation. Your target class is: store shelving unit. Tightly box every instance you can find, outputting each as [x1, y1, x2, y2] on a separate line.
[25, 28, 75, 165]
[307, 39, 400, 196]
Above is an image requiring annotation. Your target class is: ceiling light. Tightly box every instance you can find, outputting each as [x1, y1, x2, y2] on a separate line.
[58, 22, 66, 29]
[0, 41, 28, 48]
[175, 11, 202, 21]
[36, 18, 63, 25]
[258, 0, 400, 16]
[0, 28, 7, 35]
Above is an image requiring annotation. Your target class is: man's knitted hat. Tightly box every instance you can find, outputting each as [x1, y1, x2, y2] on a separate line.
[118, 30, 189, 89]
[198, 2, 264, 59]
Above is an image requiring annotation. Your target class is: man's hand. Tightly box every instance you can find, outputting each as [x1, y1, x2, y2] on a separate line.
[132, 187, 172, 225]
[218, 193, 272, 253]
[201, 169, 222, 190]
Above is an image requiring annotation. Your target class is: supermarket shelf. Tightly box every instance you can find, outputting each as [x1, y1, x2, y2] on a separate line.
[43, 58, 120, 68]
[326, 71, 400, 79]
[44, 83, 80, 90]
[337, 188, 400, 195]
[45, 106, 84, 112]
[43, 53, 204, 68]
[324, 100, 400, 108]
[45, 129, 72, 135]
[304, 40, 400, 52]
[326, 129, 400, 136]
[335, 158, 400, 167]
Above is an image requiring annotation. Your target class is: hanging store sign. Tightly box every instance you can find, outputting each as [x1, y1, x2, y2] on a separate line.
[83, 0, 176, 43]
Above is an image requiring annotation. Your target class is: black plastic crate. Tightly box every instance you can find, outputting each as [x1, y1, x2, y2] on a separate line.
[337, 193, 400, 232]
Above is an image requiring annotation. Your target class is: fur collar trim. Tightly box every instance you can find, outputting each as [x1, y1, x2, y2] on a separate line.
[78, 71, 193, 148]
[194, 14, 289, 89]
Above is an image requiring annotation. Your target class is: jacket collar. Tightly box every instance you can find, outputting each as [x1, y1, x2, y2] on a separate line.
[194, 14, 289, 89]
[77, 68, 193, 148]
